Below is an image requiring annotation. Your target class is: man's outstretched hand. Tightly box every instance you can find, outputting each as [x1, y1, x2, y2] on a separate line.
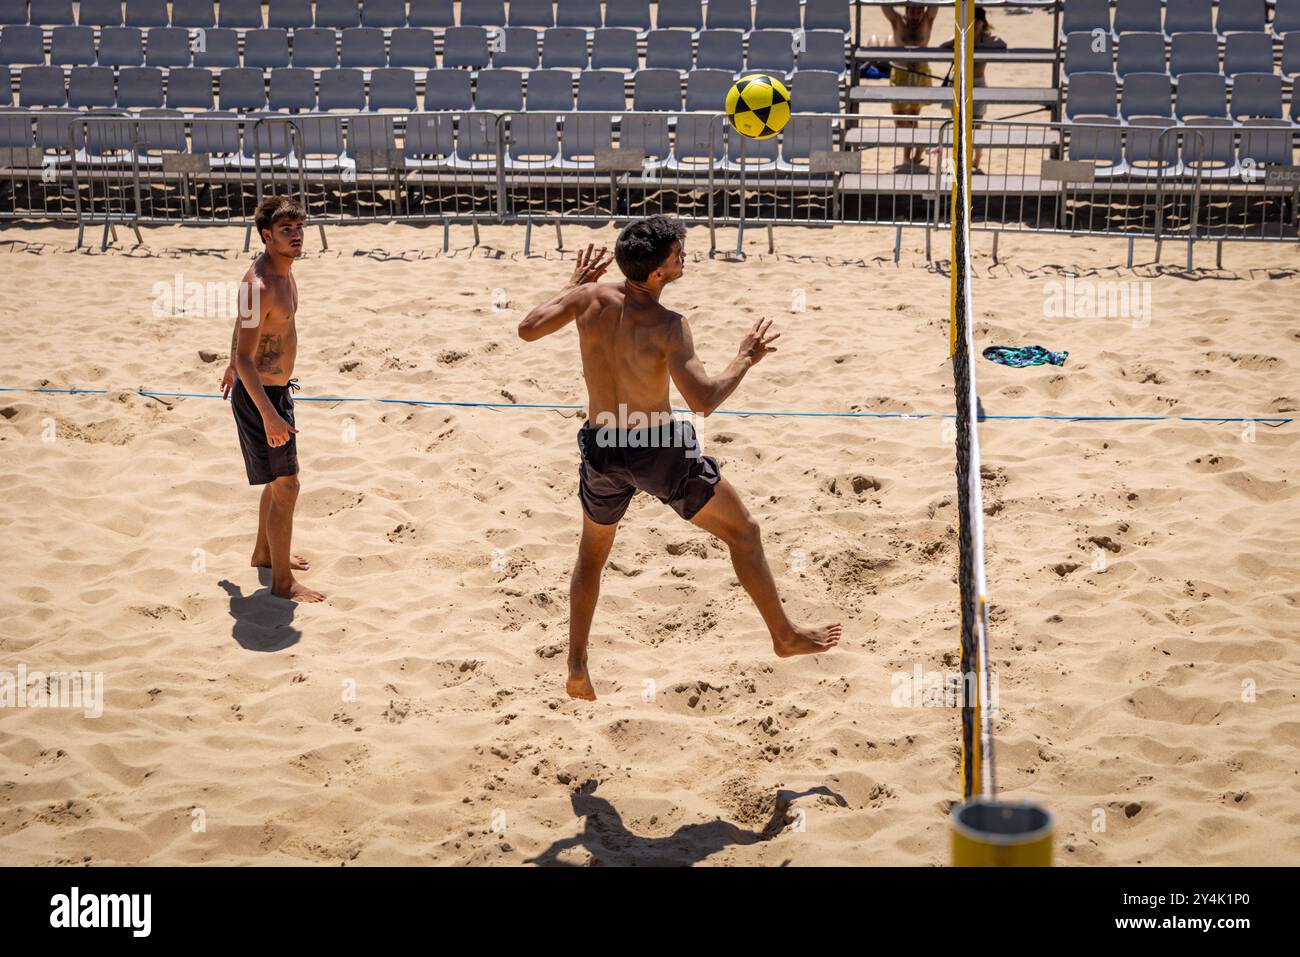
[568, 243, 613, 287]
[739, 317, 780, 365]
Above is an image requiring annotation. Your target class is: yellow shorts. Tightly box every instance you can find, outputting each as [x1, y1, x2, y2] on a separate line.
[890, 62, 932, 116]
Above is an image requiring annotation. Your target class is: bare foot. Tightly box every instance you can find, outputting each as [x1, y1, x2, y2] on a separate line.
[774, 622, 842, 658]
[252, 552, 310, 571]
[272, 579, 326, 603]
[566, 660, 596, 701]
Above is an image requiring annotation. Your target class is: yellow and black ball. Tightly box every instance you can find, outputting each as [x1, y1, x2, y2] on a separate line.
[725, 74, 792, 140]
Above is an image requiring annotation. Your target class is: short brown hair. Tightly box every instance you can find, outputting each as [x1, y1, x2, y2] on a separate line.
[254, 196, 305, 242]
[614, 215, 686, 281]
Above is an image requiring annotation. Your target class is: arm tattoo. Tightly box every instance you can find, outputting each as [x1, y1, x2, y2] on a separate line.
[255, 334, 284, 373]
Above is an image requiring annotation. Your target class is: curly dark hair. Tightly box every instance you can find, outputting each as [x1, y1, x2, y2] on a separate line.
[254, 195, 306, 243]
[614, 215, 686, 281]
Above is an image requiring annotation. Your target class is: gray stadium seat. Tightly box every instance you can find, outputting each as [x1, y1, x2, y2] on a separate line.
[1060, 0, 1110, 37]
[804, 0, 850, 33]
[67, 65, 115, 106]
[1169, 31, 1218, 76]
[0, 0, 28, 27]
[724, 122, 778, 171]
[776, 114, 834, 171]
[318, 68, 364, 110]
[1216, 0, 1265, 35]
[684, 67, 731, 110]
[1119, 72, 1171, 118]
[389, 29, 437, 69]
[1163, 0, 1212, 35]
[1123, 117, 1179, 177]
[665, 113, 728, 172]
[604, 0, 650, 33]
[188, 111, 242, 167]
[1229, 71, 1282, 117]
[340, 28, 386, 68]
[1067, 118, 1125, 174]
[705, 0, 750, 31]
[165, 66, 213, 108]
[659, 0, 703, 30]
[443, 27, 490, 69]
[619, 113, 669, 167]
[1115, 31, 1163, 80]
[461, 0, 506, 28]
[446, 110, 498, 168]
[747, 30, 796, 77]
[540, 26, 584, 68]
[35, 110, 76, 156]
[789, 68, 838, 112]
[698, 29, 743, 72]
[170, 0, 215, 28]
[244, 29, 291, 69]
[267, 0, 313, 29]
[124, 0, 166, 27]
[50, 25, 95, 64]
[1174, 71, 1227, 117]
[362, 0, 407, 28]
[315, 0, 361, 29]
[29, 0, 75, 26]
[116, 65, 163, 107]
[135, 108, 188, 162]
[145, 27, 193, 67]
[423, 68, 472, 108]
[1223, 32, 1274, 78]
[508, 0, 553, 28]
[217, 0, 263, 29]
[269, 66, 316, 109]
[591, 28, 637, 70]
[1274, 0, 1300, 36]
[291, 113, 346, 169]
[1283, 34, 1300, 77]
[193, 27, 238, 67]
[633, 68, 682, 110]
[346, 113, 394, 163]
[798, 29, 847, 74]
[218, 67, 267, 109]
[1065, 71, 1118, 117]
[646, 28, 693, 70]
[98, 26, 144, 67]
[526, 67, 573, 109]
[755, 0, 801, 31]
[1114, 0, 1162, 35]
[407, 0, 453, 28]
[556, 0, 601, 29]
[1179, 116, 1236, 177]
[576, 68, 624, 109]
[237, 113, 293, 168]
[1063, 31, 1111, 78]
[556, 111, 612, 168]
[504, 111, 560, 167]
[496, 26, 540, 68]
[474, 67, 522, 109]
[2, 26, 47, 65]
[1238, 119, 1292, 167]
[291, 28, 339, 69]
[368, 67, 416, 109]
[402, 111, 454, 167]
[78, 0, 123, 28]
[20, 65, 65, 104]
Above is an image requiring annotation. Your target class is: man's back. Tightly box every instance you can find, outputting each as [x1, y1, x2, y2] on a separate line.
[574, 282, 676, 425]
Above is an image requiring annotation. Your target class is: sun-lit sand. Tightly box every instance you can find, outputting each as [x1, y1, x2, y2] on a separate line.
[0, 215, 1296, 865]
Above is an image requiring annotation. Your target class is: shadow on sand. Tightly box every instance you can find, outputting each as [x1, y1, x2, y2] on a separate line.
[218, 573, 302, 652]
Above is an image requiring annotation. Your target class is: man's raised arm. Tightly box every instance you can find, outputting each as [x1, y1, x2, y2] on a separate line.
[666, 316, 780, 417]
[518, 243, 613, 341]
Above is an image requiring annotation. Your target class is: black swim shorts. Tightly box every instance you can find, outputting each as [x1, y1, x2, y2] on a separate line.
[577, 418, 721, 525]
[231, 377, 300, 485]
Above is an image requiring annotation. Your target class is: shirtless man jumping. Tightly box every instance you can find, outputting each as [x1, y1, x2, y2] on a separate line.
[519, 216, 840, 700]
[219, 195, 324, 603]
[883, 3, 941, 168]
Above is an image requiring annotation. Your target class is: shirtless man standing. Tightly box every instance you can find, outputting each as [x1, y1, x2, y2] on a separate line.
[219, 195, 324, 603]
[519, 216, 840, 701]
[883, 3, 940, 168]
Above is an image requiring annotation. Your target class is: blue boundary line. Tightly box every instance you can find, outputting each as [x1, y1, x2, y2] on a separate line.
[0, 387, 1291, 425]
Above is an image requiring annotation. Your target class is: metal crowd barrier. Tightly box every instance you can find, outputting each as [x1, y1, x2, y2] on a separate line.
[0, 109, 1294, 258]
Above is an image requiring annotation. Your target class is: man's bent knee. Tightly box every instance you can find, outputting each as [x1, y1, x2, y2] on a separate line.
[269, 474, 300, 503]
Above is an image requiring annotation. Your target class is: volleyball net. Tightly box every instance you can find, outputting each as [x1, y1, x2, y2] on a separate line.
[949, 0, 996, 803]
